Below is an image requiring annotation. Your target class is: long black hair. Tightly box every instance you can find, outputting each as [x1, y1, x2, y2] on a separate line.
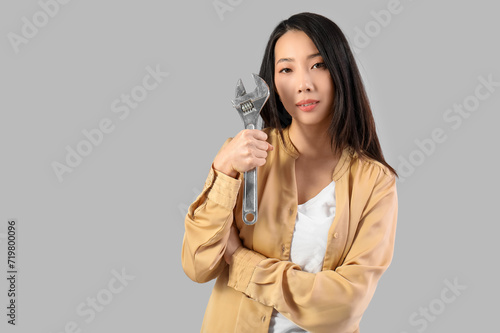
[259, 12, 398, 178]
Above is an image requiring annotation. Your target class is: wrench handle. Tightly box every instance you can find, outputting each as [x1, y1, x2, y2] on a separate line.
[242, 122, 258, 225]
[243, 167, 258, 225]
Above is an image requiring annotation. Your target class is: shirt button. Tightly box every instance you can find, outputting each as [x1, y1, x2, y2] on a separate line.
[281, 244, 286, 253]
[261, 315, 266, 322]
[333, 232, 339, 238]
[289, 208, 294, 216]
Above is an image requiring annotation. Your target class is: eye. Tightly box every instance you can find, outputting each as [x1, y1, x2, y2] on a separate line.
[312, 62, 326, 69]
[278, 67, 291, 73]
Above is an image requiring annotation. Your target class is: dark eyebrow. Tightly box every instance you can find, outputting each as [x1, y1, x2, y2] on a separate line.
[276, 52, 322, 65]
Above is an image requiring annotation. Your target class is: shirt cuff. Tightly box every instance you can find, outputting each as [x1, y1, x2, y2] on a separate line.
[205, 163, 243, 210]
[227, 246, 266, 293]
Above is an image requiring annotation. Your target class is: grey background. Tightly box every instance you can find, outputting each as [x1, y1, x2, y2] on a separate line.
[1, 0, 498, 332]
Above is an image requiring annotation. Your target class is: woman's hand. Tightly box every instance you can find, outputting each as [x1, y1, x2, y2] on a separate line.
[224, 223, 242, 265]
[213, 129, 273, 179]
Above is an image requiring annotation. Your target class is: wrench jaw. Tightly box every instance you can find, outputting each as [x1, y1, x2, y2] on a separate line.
[252, 73, 270, 106]
[231, 74, 270, 108]
[234, 78, 247, 100]
[231, 74, 270, 129]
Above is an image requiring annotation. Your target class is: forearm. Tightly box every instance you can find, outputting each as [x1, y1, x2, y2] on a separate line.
[226, 172, 398, 332]
[228, 247, 381, 332]
[181, 162, 242, 283]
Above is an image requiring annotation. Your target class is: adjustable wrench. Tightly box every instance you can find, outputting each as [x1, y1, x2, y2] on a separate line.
[231, 73, 270, 225]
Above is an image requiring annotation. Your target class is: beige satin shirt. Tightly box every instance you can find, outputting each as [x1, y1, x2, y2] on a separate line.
[182, 126, 398, 333]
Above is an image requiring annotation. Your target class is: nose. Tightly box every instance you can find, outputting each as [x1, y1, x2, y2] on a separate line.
[297, 70, 313, 93]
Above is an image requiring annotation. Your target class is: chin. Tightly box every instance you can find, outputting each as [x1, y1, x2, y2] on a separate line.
[295, 119, 328, 127]
[296, 113, 329, 121]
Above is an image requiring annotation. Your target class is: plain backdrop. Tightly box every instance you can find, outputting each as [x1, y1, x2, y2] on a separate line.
[1, 0, 499, 332]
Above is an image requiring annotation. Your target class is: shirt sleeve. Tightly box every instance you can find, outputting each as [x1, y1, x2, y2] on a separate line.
[227, 169, 398, 333]
[181, 138, 244, 283]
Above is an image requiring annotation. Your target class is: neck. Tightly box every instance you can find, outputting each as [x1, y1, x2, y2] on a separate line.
[288, 120, 336, 160]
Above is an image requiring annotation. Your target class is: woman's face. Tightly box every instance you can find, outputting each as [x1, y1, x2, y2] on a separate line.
[274, 30, 334, 127]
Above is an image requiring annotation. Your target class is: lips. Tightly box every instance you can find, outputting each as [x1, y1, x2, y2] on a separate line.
[296, 99, 319, 112]
[296, 99, 319, 107]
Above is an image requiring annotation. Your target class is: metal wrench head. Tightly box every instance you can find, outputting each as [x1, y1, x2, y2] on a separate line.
[231, 73, 270, 128]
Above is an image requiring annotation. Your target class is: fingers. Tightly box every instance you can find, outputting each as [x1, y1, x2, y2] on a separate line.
[253, 149, 268, 159]
[254, 140, 271, 152]
[250, 129, 268, 141]
[229, 129, 274, 173]
[252, 139, 273, 158]
[248, 130, 273, 151]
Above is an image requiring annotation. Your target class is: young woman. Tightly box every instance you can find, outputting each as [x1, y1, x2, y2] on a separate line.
[182, 12, 399, 333]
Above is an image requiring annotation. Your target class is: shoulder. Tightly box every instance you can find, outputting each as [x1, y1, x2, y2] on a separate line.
[348, 153, 397, 211]
[350, 151, 396, 184]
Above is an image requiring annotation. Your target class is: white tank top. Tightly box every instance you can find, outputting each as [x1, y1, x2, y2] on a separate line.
[269, 180, 336, 333]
